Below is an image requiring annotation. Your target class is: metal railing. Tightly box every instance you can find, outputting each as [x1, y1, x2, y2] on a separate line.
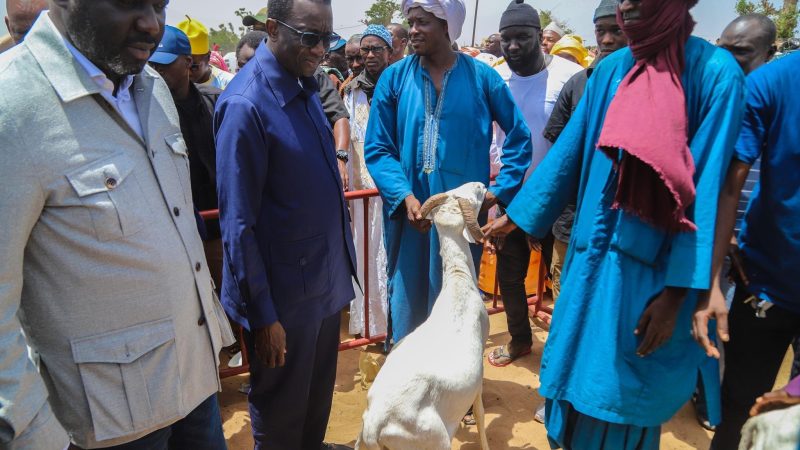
[202, 188, 551, 378]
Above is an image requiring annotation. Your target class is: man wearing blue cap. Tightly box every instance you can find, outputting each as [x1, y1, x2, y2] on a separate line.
[342, 24, 394, 338]
[321, 37, 348, 87]
[149, 26, 225, 290]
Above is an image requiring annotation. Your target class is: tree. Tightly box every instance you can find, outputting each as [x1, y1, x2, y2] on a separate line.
[735, 0, 799, 39]
[209, 22, 242, 54]
[208, 8, 255, 54]
[363, 0, 401, 26]
[539, 10, 574, 35]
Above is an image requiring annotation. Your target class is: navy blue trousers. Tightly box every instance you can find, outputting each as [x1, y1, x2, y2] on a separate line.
[77, 394, 226, 450]
[245, 310, 341, 450]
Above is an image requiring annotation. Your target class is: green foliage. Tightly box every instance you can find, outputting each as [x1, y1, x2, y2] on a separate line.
[363, 0, 401, 26]
[539, 10, 574, 35]
[208, 8, 257, 54]
[209, 22, 243, 55]
[734, 0, 798, 39]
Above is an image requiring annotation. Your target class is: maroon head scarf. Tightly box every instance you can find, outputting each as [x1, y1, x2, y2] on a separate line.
[596, 0, 699, 232]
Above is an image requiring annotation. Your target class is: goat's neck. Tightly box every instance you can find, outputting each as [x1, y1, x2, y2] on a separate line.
[437, 229, 477, 289]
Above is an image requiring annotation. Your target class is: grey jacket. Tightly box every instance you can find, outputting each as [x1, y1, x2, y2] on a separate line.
[0, 15, 234, 449]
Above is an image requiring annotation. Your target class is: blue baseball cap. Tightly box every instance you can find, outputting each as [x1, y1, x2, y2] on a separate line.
[150, 25, 192, 65]
[330, 37, 347, 52]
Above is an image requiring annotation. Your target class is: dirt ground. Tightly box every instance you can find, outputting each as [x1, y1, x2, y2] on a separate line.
[219, 309, 793, 450]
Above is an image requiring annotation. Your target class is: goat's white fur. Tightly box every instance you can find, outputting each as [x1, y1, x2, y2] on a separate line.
[356, 182, 491, 450]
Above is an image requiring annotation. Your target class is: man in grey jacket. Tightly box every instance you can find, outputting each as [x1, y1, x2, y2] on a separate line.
[0, 1, 234, 449]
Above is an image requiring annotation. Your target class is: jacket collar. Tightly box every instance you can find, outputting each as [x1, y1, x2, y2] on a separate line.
[254, 43, 318, 108]
[25, 12, 160, 146]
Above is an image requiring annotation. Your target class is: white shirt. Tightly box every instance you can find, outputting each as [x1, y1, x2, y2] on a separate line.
[63, 39, 144, 139]
[492, 55, 583, 180]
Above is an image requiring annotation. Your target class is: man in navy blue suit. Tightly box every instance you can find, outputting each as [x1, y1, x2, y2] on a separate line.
[214, 0, 357, 448]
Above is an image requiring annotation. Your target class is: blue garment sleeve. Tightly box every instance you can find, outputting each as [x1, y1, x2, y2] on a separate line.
[665, 76, 746, 290]
[364, 70, 413, 217]
[505, 83, 588, 238]
[215, 95, 278, 328]
[485, 70, 533, 206]
[733, 73, 769, 165]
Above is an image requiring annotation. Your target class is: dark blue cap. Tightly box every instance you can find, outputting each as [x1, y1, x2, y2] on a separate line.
[150, 25, 192, 65]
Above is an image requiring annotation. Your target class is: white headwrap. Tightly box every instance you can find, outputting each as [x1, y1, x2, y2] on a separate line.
[543, 21, 565, 37]
[402, 0, 467, 43]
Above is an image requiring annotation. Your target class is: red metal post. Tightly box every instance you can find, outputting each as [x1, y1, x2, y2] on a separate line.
[363, 197, 371, 340]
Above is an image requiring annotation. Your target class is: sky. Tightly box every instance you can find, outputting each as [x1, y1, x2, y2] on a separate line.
[2, 1, 739, 44]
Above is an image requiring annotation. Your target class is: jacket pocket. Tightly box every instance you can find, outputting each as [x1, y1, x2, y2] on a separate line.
[269, 235, 331, 302]
[165, 133, 193, 207]
[66, 154, 147, 242]
[610, 212, 667, 266]
[70, 319, 183, 442]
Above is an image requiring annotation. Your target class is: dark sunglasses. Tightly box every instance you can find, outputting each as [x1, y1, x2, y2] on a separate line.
[360, 46, 389, 56]
[273, 19, 341, 50]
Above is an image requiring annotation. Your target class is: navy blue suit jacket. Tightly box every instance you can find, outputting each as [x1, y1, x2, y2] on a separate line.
[214, 43, 357, 330]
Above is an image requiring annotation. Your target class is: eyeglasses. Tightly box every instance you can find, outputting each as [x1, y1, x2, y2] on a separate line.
[273, 19, 341, 50]
[360, 46, 389, 56]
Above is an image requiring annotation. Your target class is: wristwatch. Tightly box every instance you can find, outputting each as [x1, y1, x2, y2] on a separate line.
[336, 150, 349, 163]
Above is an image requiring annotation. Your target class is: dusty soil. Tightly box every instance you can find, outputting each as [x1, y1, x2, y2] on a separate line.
[219, 310, 793, 450]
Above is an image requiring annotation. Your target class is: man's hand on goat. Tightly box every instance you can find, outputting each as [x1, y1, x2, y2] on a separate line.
[635, 287, 687, 357]
[480, 191, 498, 215]
[749, 388, 800, 416]
[405, 195, 432, 233]
[481, 214, 518, 253]
[254, 321, 287, 368]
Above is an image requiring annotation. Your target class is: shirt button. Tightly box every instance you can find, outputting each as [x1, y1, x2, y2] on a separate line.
[105, 177, 117, 189]
[173, 207, 180, 217]
[195, 262, 202, 272]
[197, 315, 206, 326]
[299, 257, 307, 267]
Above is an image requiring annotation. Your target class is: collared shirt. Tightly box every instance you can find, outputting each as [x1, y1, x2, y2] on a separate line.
[736, 52, 800, 312]
[314, 66, 350, 128]
[215, 44, 356, 331]
[63, 39, 143, 138]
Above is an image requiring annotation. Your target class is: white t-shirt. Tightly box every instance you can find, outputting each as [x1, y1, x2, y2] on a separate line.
[492, 55, 583, 181]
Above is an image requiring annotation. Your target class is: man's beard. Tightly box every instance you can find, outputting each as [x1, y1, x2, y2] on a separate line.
[64, 3, 151, 78]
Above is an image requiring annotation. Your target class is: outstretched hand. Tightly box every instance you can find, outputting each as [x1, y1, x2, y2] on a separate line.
[405, 195, 431, 233]
[481, 214, 518, 254]
[635, 287, 687, 357]
[692, 287, 729, 359]
[749, 388, 800, 416]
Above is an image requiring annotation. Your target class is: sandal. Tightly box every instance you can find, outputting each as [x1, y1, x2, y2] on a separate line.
[487, 344, 531, 367]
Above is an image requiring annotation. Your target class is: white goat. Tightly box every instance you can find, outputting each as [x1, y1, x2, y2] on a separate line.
[356, 182, 491, 450]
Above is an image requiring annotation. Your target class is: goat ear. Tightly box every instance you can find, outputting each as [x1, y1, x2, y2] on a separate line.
[457, 198, 485, 242]
[419, 193, 450, 219]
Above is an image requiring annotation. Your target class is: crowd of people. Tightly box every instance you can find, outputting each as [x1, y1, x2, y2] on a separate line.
[1, 0, 798, 449]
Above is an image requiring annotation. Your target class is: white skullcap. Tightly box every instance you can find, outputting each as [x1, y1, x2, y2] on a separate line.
[544, 21, 565, 36]
[402, 0, 467, 43]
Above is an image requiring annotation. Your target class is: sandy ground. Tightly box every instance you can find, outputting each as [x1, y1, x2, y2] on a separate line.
[219, 309, 793, 450]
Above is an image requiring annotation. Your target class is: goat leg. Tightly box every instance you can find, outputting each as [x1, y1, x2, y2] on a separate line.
[473, 387, 490, 450]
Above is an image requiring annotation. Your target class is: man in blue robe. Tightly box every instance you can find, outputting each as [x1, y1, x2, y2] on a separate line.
[364, 0, 532, 343]
[483, 0, 746, 447]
